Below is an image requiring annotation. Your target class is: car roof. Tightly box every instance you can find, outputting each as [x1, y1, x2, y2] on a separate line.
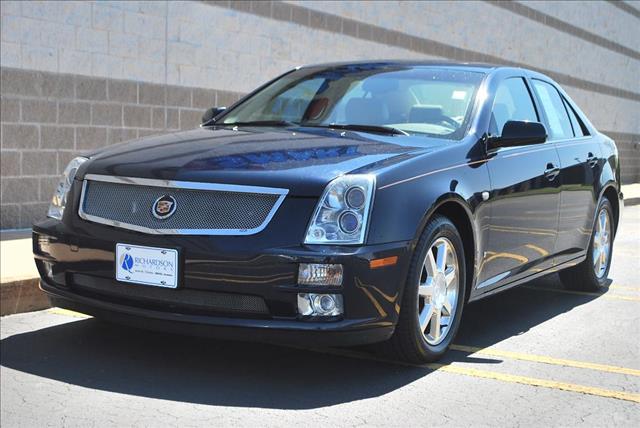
[298, 61, 557, 85]
[298, 60, 503, 74]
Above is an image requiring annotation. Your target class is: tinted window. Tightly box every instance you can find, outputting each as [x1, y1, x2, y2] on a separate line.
[490, 77, 538, 136]
[532, 80, 574, 140]
[562, 97, 587, 137]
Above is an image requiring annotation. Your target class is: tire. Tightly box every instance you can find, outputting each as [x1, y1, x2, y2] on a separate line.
[559, 198, 614, 291]
[386, 214, 466, 363]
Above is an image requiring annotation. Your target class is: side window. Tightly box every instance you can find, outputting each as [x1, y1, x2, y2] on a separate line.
[562, 97, 588, 137]
[490, 77, 539, 136]
[531, 80, 574, 141]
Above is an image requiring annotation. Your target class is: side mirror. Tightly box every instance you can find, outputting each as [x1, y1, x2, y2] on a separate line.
[201, 107, 227, 124]
[488, 120, 547, 149]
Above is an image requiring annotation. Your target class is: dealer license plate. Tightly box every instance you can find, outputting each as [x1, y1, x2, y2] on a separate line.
[115, 243, 178, 288]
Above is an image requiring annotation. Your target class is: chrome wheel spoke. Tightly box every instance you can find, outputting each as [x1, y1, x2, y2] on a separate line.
[419, 305, 432, 332]
[429, 310, 442, 341]
[425, 250, 437, 276]
[601, 245, 609, 266]
[443, 295, 453, 315]
[435, 242, 448, 273]
[419, 277, 434, 298]
[444, 266, 456, 288]
[441, 315, 451, 328]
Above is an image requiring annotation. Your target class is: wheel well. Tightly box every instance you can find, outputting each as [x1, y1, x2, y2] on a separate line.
[434, 201, 475, 302]
[603, 186, 619, 234]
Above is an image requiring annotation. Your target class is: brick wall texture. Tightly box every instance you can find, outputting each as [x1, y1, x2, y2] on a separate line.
[1, 0, 639, 229]
[0, 67, 242, 228]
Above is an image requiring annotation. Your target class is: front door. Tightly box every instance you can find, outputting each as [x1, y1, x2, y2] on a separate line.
[477, 77, 561, 291]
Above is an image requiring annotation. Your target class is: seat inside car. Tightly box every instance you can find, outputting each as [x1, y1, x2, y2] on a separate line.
[345, 98, 388, 124]
[409, 105, 445, 124]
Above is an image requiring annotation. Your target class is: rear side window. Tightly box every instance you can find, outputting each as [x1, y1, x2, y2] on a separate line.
[531, 80, 574, 141]
[562, 97, 588, 137]
[490, 77, 539, 136]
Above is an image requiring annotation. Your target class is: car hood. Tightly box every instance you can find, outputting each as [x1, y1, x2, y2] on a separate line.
[83, 127, 445, 196]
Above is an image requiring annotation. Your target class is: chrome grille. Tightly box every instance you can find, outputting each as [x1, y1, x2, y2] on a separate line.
[78, 175, 287, 235]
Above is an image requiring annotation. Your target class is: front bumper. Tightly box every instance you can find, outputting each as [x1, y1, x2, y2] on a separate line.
[33, 219, 411, 347]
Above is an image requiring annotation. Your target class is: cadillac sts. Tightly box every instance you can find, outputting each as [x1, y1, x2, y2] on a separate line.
[33, 62, 622, 362]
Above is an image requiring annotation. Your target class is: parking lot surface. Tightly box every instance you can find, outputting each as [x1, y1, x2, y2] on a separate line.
[1, 206, 639, 427]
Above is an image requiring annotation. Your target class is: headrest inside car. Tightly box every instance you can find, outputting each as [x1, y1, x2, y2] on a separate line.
[345, 98, 387, 124]
[409, 105, 444, 124]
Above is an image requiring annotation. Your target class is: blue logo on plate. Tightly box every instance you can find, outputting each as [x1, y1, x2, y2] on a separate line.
[121, 253, 134, 273]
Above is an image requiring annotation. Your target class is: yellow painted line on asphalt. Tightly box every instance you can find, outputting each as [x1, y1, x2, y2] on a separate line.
[298, 346, 640, 404]
[525, 286, 640, 302]
[45, 307, 640, 403]
[47, 308, 90, 318]
[450, 344, 640, 377]
[609, 285, 640, 291]
[429, 364, 640, 404]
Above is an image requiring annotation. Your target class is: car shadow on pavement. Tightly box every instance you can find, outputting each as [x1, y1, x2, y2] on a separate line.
[1, 274, 601, 410]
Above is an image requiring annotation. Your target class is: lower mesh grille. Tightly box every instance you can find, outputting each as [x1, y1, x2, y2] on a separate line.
[78, 175, 287, 235]
[72, 274, 270, 316]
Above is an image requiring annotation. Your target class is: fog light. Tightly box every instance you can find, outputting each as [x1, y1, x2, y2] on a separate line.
[298, 263, 343, 286]
[297, 293, 344, 317]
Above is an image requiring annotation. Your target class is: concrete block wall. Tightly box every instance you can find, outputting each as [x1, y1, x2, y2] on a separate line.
[1, 0, 639, 229]
[0, 67, 242, 228]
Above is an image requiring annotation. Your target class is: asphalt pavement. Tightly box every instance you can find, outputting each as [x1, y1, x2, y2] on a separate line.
[1, 206, 639, 427]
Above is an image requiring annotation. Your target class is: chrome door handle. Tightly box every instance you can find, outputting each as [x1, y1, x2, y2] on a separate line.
[587, 152, 598, 168]
[544, 163, 560, 181]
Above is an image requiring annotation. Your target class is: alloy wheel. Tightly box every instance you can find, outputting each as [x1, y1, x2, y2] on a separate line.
[593, 208, 611, 279]
[417, 237, 460, 346]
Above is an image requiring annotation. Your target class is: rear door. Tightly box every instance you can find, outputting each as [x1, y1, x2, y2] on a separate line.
[477, 77, 561, 291]
[529, 79, 600, 264]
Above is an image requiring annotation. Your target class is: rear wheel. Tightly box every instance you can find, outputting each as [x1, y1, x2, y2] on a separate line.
[386, 215, 466, 363]
[559, 198, 614, 291]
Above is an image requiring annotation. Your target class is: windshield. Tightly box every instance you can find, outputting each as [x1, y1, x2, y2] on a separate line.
[219, 65, 485, 140]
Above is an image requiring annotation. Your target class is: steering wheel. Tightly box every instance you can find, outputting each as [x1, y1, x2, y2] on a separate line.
[439, 116, 459, 130]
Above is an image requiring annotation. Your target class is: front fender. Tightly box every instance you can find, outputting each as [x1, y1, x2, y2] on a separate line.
[366, 156, 492, 300]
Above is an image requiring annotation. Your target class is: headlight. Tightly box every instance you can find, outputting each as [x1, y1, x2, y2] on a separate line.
[47, 157, 88, 220]
[304, 175, 375, 245]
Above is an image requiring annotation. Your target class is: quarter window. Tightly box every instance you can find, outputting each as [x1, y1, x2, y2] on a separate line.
[490, 77, 538, 137]
[531, 80, 574, 141]
[562, 97, 587, 137]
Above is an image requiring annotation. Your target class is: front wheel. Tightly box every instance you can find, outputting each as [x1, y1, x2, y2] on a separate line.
[559, 198, 614, 291]
[387, 215, 466, 363]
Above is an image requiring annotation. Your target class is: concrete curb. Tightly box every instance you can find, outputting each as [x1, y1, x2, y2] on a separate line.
[625, 197, 640, 207]
[0, 278, 50, 316]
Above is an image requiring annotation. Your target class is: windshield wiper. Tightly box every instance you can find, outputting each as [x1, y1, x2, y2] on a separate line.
[314, 123, 409, 136]
[217, 120, 298, 127]
[216, 121, 409, 136]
